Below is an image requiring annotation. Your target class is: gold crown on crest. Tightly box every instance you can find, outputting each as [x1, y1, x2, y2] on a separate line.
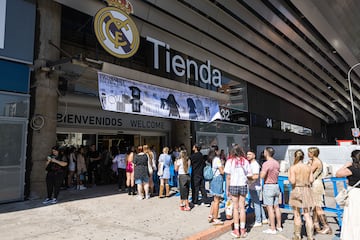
[105, 0, 134, 14]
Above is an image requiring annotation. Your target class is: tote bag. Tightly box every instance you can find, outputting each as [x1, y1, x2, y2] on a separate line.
[335, 180, 360, 207]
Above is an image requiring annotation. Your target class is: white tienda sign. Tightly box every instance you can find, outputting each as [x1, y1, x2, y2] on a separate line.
[0, 0, 6, 49]
[146, 36, 222, 88]
[98, 72, 221, 122]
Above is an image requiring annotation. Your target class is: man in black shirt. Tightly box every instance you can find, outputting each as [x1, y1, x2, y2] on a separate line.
[87, 144, 101, 186]
[190, 144, 208, 205]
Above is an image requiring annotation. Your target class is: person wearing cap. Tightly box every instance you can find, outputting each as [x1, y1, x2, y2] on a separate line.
[43, 146, 68, 204]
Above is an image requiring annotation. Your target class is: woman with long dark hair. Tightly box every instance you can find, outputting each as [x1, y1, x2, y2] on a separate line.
[336, 149, 360, 240]
[133, 145, 150, 200]
[207, 146, 225, 225]
[43, 146, 68, 204]
[126, 146, 136, 195]
[225, 145, 252, 238]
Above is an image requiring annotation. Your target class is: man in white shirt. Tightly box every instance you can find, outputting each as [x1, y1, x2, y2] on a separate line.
[247, 150, 268, 227]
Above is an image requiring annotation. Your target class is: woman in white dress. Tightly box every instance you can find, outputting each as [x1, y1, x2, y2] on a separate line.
[336, 150, 360, 240]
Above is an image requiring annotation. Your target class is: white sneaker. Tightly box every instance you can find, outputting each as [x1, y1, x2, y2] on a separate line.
[276, 227, 283, 232]
[262, 219, 269, 224]
[136, 195, 144, 200]
[253, 222, 262, 227]
[145, 195, 150, 199]
[79, 185, 87, 190]
[50, 198, 57, 204]
[263, 229, 277, 234]
[42, 198, 51, 204]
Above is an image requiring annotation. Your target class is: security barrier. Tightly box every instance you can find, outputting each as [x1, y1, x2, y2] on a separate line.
[169, 164, 346, 226]
[278, 176, 346, 227]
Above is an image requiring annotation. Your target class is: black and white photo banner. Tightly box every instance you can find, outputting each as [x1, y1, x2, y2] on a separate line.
[98, 72, 221, 122]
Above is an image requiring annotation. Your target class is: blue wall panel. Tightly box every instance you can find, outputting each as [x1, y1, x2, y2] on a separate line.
[0, 60, 30, 93]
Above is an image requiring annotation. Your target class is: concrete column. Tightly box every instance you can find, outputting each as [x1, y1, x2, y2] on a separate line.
[30, 0, 61, 198]
[171, 120, 191, 152]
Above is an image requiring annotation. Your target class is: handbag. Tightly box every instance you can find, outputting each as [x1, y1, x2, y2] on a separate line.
[147, 155, 154, 175]
[203, 162, 214, 181]
[158, 161, 164, 176]
[335, 180, 360, 207]
[225, 199, 233, 219]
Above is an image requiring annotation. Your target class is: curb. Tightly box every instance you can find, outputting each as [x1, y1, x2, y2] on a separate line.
[184, 212, 255, 240]
[184, 220, 232, 240]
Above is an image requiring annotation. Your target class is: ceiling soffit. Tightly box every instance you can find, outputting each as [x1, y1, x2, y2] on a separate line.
[139, 0, 360, 123]
[56, 0, 360, 124]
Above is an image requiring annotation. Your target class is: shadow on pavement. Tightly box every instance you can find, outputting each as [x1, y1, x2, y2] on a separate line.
[0, 184, 121, 213]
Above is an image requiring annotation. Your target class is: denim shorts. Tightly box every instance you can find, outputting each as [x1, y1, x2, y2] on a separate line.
[263, 184, 280, 206]
[210, 175, 224, 197]
[135, 176, 149, 184]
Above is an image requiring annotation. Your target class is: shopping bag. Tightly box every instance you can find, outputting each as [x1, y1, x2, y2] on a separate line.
[225, 199, 233, 220]
[335, 180, 360, 207]
[335, 188, 349, 207]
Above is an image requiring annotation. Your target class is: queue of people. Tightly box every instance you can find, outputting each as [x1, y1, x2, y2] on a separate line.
[42, 142, 359, 239]
[194, 144, 357, 239]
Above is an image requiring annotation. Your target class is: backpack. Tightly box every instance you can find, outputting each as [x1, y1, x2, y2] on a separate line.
[203, 162, 214, 181]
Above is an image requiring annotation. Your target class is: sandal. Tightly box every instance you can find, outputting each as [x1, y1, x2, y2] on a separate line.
[183, 206, 191, 211]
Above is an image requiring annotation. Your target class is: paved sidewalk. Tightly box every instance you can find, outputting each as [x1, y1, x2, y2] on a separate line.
[0, 185, 214, 240]
[0, 184, 341, 240]
[214, 209, 340, 240]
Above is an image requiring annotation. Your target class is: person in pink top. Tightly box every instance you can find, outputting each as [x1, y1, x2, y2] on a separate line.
[260, 147, 282, 235]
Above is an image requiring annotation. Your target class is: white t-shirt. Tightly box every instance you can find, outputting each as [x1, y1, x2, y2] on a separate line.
[113, 153, 126, 169]
[249, 160, 261, 190]
[224, 157, 252, 186]
[176, 158, 189, 175]
[212, 156, 222, 177]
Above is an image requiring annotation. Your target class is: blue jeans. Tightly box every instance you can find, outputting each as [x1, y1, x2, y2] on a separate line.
[249, 189, 267, 223]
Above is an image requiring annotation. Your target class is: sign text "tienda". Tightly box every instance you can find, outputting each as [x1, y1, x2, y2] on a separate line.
[146, 36, 222, 88]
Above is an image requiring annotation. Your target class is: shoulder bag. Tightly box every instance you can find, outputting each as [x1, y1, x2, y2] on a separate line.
[335, 180, 360, 207]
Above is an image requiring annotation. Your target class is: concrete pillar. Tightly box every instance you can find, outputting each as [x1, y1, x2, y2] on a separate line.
[30, 0, 61, 198]
[171, 120, 191, 152]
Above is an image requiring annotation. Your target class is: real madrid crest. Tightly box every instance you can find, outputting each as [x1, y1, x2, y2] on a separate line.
[94, 0, 140, 58]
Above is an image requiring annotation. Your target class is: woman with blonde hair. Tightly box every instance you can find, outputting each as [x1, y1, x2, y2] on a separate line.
[289, 149, 314, 240]
[308, 147, 332, 235]
[158, 147, 172, 198]
[175, 150, 191, 211]
[143, 145, 156, 196]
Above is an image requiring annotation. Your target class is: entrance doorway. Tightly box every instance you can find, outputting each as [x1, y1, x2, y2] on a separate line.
[57, 131, 167, 155]
[98, 134, 134, 152]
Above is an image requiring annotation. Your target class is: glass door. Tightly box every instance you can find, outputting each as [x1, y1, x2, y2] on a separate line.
[0, 118, 27, 203]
